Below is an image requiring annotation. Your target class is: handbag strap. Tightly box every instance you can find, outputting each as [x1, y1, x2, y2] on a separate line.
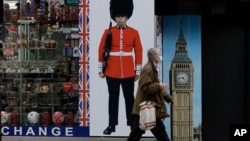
[144, 85, 149, 101]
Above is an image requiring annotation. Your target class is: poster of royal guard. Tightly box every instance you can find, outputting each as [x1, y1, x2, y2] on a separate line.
[90, 0, 155, 137]
[158, 15, 202, 141]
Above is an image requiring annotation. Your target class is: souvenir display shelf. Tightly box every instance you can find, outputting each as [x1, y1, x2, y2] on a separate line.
[0, 2, 79, 127]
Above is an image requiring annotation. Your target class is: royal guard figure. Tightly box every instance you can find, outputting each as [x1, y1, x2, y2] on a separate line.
[98, 0, 143, 135]
[41, 111, 50, 126]
[66, 111, 74, 126]
[10, 108, 19, 126]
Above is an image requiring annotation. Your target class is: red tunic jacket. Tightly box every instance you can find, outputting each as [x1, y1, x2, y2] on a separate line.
[98, 26, 143, 79]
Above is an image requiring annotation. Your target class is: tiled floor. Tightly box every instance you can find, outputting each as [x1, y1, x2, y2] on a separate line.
[2, 136, 156, 141]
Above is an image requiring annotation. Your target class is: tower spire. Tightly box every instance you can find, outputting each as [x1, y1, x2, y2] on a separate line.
[177, 22, 186, 44]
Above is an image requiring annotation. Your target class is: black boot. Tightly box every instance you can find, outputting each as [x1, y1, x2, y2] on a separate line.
[103, 126, 115, 135]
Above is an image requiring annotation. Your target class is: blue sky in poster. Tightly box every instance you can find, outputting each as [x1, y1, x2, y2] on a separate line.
[162, 15, 202, 133]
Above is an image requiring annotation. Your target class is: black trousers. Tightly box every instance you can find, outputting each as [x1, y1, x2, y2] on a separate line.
[106, 76, 135, 126]
[127, 115, 171, 141]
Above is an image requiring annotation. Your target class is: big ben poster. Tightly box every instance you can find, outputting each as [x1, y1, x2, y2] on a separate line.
[160, 15, 202, 141]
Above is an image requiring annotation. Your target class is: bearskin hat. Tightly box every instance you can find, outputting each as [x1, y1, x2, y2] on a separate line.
[110, 0, 134, 21]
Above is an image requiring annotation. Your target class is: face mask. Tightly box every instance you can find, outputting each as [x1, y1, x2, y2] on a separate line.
[158, 55, 163, 63]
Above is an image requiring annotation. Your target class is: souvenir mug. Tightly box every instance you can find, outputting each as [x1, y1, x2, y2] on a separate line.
[63, 82, 72, 92]
[44, 40, 50, 48]
[0, 85, 5, 91]
[40, 86, 49, 93]
[50, 40, 56, 48]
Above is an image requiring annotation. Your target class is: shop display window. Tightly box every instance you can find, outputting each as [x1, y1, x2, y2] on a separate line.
[0, 0, 79, 128]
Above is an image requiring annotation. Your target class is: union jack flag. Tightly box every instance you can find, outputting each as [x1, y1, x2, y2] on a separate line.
[78, 0, 90, 127]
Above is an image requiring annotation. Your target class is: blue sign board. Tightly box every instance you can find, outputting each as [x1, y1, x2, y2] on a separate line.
[1, 126, 89, 137]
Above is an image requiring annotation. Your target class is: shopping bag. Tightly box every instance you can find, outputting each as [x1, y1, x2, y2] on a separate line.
[139, 101, 156, 130]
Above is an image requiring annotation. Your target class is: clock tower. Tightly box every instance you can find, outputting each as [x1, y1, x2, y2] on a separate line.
[169, 23, 194, 141]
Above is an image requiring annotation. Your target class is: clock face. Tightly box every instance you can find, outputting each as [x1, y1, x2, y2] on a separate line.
[176, 71, 189, 84]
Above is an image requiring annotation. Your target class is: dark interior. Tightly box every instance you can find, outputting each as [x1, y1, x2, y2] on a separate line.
[155, 0, 250, 140]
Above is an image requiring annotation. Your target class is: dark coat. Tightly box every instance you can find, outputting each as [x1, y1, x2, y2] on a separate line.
[131, 61, 173, 119]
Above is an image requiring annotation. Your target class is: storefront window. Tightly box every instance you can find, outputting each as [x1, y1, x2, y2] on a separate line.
[1, 0, 79, 128]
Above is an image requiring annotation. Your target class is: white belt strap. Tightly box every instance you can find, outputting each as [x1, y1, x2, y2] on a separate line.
[109, 51, 133, 56]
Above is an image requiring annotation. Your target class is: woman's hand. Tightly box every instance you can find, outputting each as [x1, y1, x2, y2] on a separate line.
[135, 75, 140, 81]
[159, 83, 170, 91]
